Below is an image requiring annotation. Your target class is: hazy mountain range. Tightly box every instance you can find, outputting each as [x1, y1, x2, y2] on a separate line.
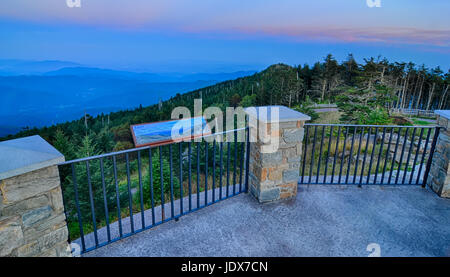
[0, 59, 256, 136]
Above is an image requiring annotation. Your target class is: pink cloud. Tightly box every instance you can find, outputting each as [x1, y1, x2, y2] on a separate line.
[0, 0, 448, 49]
[180, 24, 450, 49]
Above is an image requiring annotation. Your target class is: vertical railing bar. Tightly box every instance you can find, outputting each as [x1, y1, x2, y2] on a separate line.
[169, 145, 175, 218]
[366, 127, 379, 184]
[301, 125, 309, 184]
[402, 128, 417, 184]
[388, 127, 402, 184]
[353, 127, 364, 184]
[125, 153, 134, 233]
[188, 142, 192, 211]
[159, 146, 165, 221]
[233, 129, 238, 195]
[359, 127, 371, 186]
[112, 156, 122, 237]
[346, 127, 357, 184]
[331, 126, 341, 184]
[324, 126, 333, 182]
[374, 127, 386, 184]
[309, 126, 318, 184]
[212, 140, 216, 201]
[71, 163, 86, 252]
[226, 141, 231, 197]
[381, 128, 394, 184]
[196, 142, 200, 208]
[219, 141, 224, 199]
[148, 148, 155, 226]
[410, 128, 424, 184]
[395, 128, 409, 185]
[99, 158, 111, 242]
[422, 127, 440, 187]
[244, 126, 250, 193]
[205, 141, 208, 205]
[416, 128, 432, 185]
[179, 142, 183, 215]
[316, 126, 326, 184]
[137, 152, 145, 229]
[239, 131, 245, 193]
[85, 160, 98, 246]
[338, 126, 349, 184]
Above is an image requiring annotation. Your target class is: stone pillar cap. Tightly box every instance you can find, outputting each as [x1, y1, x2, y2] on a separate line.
[0, 135, 64, 180]
[245, 105, 311, 123]
[435, 110, 450, 120]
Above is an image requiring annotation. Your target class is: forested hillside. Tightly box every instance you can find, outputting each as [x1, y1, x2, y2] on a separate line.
[1, 54, 449, 161]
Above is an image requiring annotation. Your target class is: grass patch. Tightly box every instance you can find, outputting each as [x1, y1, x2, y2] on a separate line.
[411, 119, 433, 126]
[312, 111, 343, 124]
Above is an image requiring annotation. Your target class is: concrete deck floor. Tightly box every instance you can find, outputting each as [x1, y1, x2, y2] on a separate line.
[84, 185, 450, 257]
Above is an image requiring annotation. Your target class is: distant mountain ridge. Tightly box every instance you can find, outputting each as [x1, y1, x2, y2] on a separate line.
[0, 59, 81, 76]
[0, 60, 257, 136]
[0, 59, 256, 82]
[44, 66, 256, 83]
[0, 75, 216, 135]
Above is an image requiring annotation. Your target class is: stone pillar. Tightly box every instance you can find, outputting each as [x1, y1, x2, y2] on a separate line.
[427, 110, 450, 198]
[245, 106, 310, 203]
[0, 135, 72, 257]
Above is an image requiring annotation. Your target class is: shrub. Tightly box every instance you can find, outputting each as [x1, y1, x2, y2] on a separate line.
[293, 105, 319, 121]
[361, 108, 392, 125]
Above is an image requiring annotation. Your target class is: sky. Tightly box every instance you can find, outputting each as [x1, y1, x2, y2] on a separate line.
[0, 0, 449, 73]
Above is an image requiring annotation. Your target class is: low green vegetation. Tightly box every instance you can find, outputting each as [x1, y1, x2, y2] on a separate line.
[312, 111, 343, 124]
[411, 119, 433, 126]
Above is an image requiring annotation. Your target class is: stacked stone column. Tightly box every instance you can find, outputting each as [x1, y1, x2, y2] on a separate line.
[0, 135, 72, 257]
[245, 106, 310, 203]
[427, 110, 450, 198]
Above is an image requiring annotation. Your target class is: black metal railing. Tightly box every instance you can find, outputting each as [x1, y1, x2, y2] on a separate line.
[300, 124, 440, 186]
[58, 127, 250, 254]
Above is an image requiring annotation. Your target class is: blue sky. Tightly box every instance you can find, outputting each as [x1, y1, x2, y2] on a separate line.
[0, 0, 449, 72]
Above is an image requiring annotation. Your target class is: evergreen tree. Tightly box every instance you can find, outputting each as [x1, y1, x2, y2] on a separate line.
[62, 135, 120, 238]
[53, 129, 75, 160]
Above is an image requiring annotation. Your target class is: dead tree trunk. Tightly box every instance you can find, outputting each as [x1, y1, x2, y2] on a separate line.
[426, 82, 436, 110]
[438, 84, 449, 109]
[321, 79, 327, 101]
[415, 76, 424, 110]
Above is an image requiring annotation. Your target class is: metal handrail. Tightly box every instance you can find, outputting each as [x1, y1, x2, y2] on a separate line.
[305, 123, 436, 128]
[58, 126, 250, 254]
[300, 124, 440, 187]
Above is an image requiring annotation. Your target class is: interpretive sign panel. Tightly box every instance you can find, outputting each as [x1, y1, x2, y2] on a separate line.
[130, 116, 209, 147]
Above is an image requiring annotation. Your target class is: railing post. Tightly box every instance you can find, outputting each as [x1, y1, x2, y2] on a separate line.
[423, 127, 440, 187]
[245, 106, 310, 203]
[426, 110, 450, 198]
[0, 135, 72, 257]
[244, 126, 250, 193]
